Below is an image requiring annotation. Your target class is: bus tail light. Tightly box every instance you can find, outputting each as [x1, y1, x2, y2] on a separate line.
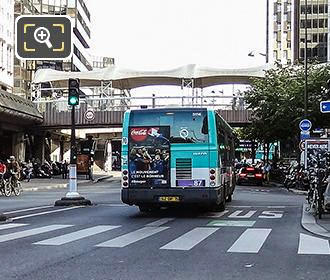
[209, 169, 216, 187]
[255, 173, 263, 178]
[239, 173, 247, 177]
[122, 170, 129, 188]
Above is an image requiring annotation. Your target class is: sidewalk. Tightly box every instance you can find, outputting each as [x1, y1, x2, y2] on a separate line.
[301, 203, 330, 238]
[20, 170, 121, 192]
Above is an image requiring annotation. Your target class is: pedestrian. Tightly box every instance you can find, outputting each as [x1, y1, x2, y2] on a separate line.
[0, 160, 6, 179]
[62, 160, 68, 179]
[264, 162, 271, 183]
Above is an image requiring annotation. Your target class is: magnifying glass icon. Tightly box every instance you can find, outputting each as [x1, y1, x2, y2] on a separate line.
[34, 27, 53, 49]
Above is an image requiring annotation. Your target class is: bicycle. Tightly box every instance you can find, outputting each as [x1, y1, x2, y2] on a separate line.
[306, 167, 325, 219]
[0, 173, 11, 197]
[4, 172, 22, 196]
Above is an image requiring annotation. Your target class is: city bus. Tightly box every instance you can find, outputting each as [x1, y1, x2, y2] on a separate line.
[121, 107, 236, 212]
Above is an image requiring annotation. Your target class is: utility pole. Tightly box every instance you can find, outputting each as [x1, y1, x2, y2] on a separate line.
[304, 0, 308, 117]
[266, 0, 269, 63]
[55, 79, 91, 206]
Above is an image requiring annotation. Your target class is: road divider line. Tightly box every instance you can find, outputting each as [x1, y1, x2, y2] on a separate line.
[160, 227, 219, 251]
[0, 224, 73, 243]
[34, 225, 121, 246]
[146, 218, 175, 227]
[11, 206, 84, 221]
[4, 205, 54, 215]
[95, 226, 169, 248]
[227, 228, 272, 253]
[298, 233, 330, 255]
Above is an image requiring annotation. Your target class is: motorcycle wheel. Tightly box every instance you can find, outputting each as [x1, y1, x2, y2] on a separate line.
[4, 181, 12, 197]
[13, 182, 21, 196]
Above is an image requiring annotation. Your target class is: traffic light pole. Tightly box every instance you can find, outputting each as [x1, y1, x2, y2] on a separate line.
[55, 81, 91, 206]
[66, 105, 79, 198]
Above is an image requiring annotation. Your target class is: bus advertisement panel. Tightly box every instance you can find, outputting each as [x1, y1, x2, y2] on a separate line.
[128, 126, 170, 188]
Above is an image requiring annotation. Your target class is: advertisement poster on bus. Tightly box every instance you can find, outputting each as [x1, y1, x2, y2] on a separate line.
[128, 126, 170, 187]
[304, 139, 330, 169]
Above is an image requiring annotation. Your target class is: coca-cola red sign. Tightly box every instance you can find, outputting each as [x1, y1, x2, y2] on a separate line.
[130, 128, 148, 142]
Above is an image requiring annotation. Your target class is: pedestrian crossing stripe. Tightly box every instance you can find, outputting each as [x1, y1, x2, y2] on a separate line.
[0, 223, 329, 255]
[207, 220, 256, 227]
[34, 225, 121, 246]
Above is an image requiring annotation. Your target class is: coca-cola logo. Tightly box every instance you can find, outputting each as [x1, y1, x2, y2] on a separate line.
[130, 128, 148, 142]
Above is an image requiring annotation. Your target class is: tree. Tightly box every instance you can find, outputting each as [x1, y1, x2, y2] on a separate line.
[244, 63, 330, 151]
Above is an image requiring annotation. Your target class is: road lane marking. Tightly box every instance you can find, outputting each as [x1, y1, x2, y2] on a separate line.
[95, 226, 169, 248]
[199, 210, 229, 218]
[227, 228, 272, 253]
[298, 233, 330, 255]
[4, 205, 53, 214]
[0, 223, 27, 231]
[160, 227, 219, 251]
[11, 206, 84, 221]
[0, 225, 73, 243]
[259, 211, 284, 219]
[207, 220, 256, 227]
[228, 210, 257, 218]
[146, 218, 175, 227]
[34, 225, 121, 246]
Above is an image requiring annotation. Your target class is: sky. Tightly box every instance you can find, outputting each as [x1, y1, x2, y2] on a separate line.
[88, 0, 268, 104]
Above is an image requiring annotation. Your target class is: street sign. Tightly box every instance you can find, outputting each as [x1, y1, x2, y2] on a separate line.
[299, 119, 312, 131]
[299, 140, 305, 152]
[300, 130, 310, 140]
[84, 109, 95, 122]
[320, 101, 330, 113]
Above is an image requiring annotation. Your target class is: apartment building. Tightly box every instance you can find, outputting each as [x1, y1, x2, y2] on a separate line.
[0, 0, 14, 92]
[14, 0, 92, 98]
[272, 0, 329, 64]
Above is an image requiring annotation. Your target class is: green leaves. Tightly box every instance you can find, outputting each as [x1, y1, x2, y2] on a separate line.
[244, 63, 330, 144]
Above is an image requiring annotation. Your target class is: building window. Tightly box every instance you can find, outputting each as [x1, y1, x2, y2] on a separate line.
[313, 34, 318, 42]
[313, 5, 318, 14]
[313, 19, 318, 28]
[319, 19, 324, 28]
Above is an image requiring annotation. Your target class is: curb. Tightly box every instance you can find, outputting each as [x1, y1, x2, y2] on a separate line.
[301, 203, 330, 238]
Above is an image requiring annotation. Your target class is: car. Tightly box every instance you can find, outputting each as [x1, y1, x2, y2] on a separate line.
[236, 166, 263, 186]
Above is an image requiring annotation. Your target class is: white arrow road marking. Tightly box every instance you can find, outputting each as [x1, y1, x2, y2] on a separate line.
[160, 227, 219, 251]
[227, 228, 272, 253]
[34, 225, 121, 246]
[298, 233, 330, 255]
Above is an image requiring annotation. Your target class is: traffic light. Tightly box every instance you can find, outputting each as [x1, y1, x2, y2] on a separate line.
[68, 78, 80, 106]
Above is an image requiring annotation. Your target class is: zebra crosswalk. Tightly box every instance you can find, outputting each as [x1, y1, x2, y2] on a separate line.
[0, 221, 329, 255]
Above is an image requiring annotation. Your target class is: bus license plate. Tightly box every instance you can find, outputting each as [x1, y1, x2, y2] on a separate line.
[159, 196, 180, 202]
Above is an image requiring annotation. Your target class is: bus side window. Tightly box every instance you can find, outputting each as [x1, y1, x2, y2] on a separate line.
[201, 116, 208, 134]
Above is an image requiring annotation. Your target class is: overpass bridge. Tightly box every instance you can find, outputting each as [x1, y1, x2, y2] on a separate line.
[31, 63, 268, 129]
[36, 102, 252, 129]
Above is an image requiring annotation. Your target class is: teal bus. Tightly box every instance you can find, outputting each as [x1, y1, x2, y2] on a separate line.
[121, 107, 236, 212]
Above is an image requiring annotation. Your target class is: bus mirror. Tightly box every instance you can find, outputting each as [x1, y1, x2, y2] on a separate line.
[202, 116, 208, 134]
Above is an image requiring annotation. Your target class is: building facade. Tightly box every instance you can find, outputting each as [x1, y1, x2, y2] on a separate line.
[13, 0, 92, 98]
[0, 0, 14, 92]
[272, 0, 330, 64]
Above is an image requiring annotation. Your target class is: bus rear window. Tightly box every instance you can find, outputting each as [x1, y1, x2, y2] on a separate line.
[129, 110, 208, 144]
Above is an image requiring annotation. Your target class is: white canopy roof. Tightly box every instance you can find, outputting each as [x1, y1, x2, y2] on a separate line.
[32, 63, 272, 89]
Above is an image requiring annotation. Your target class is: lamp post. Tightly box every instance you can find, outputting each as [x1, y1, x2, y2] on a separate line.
[304, 0, 308, 117]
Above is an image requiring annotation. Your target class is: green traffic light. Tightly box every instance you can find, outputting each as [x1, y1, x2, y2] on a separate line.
[69, 96, 79, 106]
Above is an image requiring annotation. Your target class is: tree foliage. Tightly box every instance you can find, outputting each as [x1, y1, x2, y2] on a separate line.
[244, 63, 330, 144]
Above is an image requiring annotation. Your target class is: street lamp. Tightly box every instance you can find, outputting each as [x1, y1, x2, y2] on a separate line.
[304, 0, 308, 118]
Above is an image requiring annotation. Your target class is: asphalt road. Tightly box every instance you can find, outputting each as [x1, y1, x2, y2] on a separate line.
[0, 180, 329, 280]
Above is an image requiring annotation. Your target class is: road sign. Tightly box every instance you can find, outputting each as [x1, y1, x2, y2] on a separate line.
[300, 131, 310, 140]
[299, 119, 312, 131]
[320, 101, 330, 113]
[84, 109, 95, 122]
[299, 141, 305, 152]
